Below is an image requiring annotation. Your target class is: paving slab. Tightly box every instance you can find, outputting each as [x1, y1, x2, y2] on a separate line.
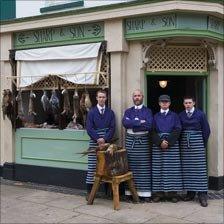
[145, 214, 195, 223]
[73, 198, 118, 218]
[45, 194, 86, 210]
[136, 201, 202, 219]
[102, 205, 158, 223]
[1, 182, 223, 224]
[17, 189, 66, 204]
[61, 213, 119, 223]
[1, 197, 48, 214]
[1, 199, 49, 223]
[34, 206, 80, 223]
[182, 204, 224, 224]
[0, 184, 37, 199]
[208, 199, 224, 207]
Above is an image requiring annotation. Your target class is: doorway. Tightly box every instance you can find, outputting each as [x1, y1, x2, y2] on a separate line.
[147, 75, 207, 114]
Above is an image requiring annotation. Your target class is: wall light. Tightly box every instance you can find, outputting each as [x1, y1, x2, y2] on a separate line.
[159, 80, 168, 88]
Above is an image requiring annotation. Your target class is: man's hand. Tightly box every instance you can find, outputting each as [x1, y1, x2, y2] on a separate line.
[160, 140, 168, 150]
[97, 138, 105, 150]
[140, 120, 146, 124]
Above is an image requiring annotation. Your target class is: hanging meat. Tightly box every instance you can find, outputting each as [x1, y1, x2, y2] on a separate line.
[72, 89, 80, 123]
[84, 90, 92, 112]
[79, 92, 87, 127]
[16, 90, 25, 119]
[49, 89, 59, 114]
[28, 90, 37, 116]
[2, 89, 13, 120]
[61, 88, 71, 115]
[41, 90, 51, 112]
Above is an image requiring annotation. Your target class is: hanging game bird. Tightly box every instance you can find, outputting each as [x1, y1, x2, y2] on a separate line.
[2, 89, 13, 120]
[50, 89, 59, 114]
[41, 90, 51, 112]
[28, 90, 37, 116]
[16, 90, 25, 120]
[61, 88, 71, 115]
[72, 88, 80, 123]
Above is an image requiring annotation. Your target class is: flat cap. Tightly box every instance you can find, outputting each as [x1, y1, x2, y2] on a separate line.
[158, 94, 171, 102]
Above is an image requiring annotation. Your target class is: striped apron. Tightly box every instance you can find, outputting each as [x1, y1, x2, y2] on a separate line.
[180, 130, 208, 192]
[86, 128, 108, 184]
[125, 132, 151, 197]
[152, 133, 183, 192]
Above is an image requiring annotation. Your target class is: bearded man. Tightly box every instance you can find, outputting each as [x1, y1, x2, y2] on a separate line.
[122, 89, 153, 202]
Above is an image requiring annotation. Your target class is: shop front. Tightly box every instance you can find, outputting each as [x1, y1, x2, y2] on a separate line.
[123, 12, 223, 190]
[2, 21, 110, 189]
[0, 0, 223, 190]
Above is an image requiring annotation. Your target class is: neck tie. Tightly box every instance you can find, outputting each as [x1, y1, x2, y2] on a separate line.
[161, 112, 166, 116]
[187, 111, 192, 118]
[100, 108, 104, 115]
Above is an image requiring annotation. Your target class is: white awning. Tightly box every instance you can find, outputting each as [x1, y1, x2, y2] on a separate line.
[15, 42, 102, 87]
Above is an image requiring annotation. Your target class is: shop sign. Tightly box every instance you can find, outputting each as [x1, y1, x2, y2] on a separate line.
[208, 16, 224, 34]
[125, 14, 224, 40]
[14, 22, 104, 49]
[125, 14, 176, 33]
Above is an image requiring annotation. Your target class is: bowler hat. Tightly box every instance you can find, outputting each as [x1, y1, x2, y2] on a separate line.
[159, 95, 171, 102]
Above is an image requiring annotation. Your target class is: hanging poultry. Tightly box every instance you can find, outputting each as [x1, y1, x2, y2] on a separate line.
[61, 88, 71, 115]
[2, 89, 13, 120]
[72, 88, 80, 123]
[28, 90, 37, 116]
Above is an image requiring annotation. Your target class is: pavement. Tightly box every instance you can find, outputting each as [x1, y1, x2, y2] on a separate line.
[0, 180, 223, 224]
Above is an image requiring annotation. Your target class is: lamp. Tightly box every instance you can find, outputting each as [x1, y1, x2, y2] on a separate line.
[159, 80, 167, 88]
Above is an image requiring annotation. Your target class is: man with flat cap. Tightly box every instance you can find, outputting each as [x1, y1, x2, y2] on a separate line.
[152, 95, 183, 202]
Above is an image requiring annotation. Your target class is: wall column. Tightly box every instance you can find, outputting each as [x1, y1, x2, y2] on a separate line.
[208, 43, 224, 189]
[105, 19, 129, 144]
[0, 33, 14, 167]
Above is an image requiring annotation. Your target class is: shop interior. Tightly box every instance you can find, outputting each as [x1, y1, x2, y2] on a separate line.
[147, 75, 207, 114]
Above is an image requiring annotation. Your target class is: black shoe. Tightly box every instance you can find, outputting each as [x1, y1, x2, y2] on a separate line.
[152, 196, 161, 203]
[123, 195, 132, 202]
[171, 197, 179, 203]
[139, 197, 152, 203]
[198, 193, 208, 207]
[183, 191, 196, 201]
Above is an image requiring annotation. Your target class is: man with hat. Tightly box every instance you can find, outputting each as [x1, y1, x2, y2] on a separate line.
[179, 96, 210, 207]
[152, 95, 183, 202]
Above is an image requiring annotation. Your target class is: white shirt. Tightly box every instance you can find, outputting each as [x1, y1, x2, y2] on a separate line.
[186, 107, 195, 114]
[97, 104, 105, 114]
[160, 109, 169, 115]
[134, 104, 143, 109]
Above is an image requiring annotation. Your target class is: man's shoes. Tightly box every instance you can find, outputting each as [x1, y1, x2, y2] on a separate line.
[123, 195, 132, 202]
[139, 197, 152, 203]
[152, 196, 161, 202]
[198, 193, 208, 207]
[171, 196, 179, 203]
[183, 191, 196, 201]
[144, 197, 152, 203]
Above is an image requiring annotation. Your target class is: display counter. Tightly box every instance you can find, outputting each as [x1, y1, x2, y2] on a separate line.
[15, 128, 89, 171]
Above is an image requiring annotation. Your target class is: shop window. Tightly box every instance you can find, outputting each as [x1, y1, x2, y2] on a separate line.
[17, 88, 108, 130]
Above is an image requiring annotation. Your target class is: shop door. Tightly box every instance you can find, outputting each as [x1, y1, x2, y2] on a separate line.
[146, 75, 207, 115]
